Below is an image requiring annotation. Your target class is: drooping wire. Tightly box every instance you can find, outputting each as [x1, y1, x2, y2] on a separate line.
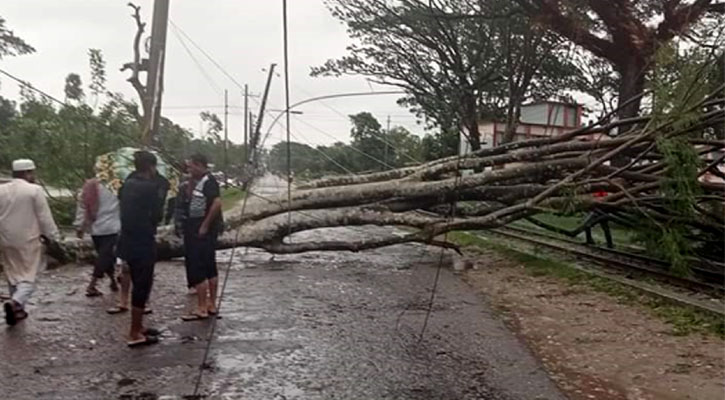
[169, 24, 223, 95]
[282, 0, 293, 241]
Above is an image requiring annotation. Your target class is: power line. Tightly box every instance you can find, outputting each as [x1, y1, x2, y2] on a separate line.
[169, 19, 246, 91]
[288, 130, 354, 174]
[293, 115, 395, 169]
[169, 24, 223, 95]
[0, 68, 66, 106]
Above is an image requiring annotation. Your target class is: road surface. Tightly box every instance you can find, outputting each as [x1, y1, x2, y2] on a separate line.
[1, 176, 564, 399]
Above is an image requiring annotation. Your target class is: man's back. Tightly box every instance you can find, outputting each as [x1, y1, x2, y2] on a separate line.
[118, 175, 161, 259]
[0, 179, 56, 248]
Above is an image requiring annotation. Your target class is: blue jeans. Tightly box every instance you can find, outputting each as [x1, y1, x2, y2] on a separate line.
[8, 281, 35, 309]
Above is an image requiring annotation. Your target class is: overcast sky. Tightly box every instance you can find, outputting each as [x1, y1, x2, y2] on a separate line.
[0, 1, 425, 148]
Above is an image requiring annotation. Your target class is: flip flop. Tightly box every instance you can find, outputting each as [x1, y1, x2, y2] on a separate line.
[4, 302, 17, 326]
[144, 308, 153, 315]
[85, 287, 103, 297]
[106, 306, 129, 315]
[14, 310, 28, 322]
[181, 313, 209, 322]
[127, 335, 159, 348]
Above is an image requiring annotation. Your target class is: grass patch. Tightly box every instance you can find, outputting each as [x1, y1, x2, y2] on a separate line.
[221, 187, 246, 211]
[450, 231, 725, 338]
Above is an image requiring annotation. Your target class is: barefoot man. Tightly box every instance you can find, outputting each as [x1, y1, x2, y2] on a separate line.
[0, 159, 59, 325]
[179, 153, 223, 321]
[117, 151, 167, 347]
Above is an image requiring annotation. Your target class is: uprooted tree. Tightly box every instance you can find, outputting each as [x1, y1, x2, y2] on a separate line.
[50, 82, 724, 270]
[45, 2, 724, 275]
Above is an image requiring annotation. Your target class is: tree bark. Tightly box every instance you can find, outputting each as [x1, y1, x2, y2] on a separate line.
[46, 95, 724, 265]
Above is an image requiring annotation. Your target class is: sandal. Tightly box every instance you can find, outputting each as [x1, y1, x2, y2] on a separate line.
[86, 287, 103, 297]
[4, 302, 17, 326]
[107, 306, 152, 315]
[127, 335, 159, 348]
[14, 309, 28, 322]
[181, 313, 209, 322]
[106, 306, 129, 315]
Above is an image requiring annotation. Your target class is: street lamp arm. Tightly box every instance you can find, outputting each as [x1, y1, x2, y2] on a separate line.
[263, 90, 406, 138]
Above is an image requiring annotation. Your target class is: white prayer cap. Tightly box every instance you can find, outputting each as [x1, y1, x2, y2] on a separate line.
[12, 159, 36, 172]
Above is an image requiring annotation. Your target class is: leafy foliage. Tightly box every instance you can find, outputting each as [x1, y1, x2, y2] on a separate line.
[630, 46, 721, 275]
[267, 112, 424, 178]
[0, 50, 245, 193]
[314, 0, 577, 148]
[0, 16, 34, 60]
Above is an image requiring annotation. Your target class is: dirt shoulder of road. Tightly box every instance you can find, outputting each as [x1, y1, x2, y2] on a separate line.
[456, 236, 725, 400]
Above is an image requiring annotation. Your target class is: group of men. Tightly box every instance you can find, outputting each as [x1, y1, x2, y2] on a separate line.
[0, 151, 224, 347]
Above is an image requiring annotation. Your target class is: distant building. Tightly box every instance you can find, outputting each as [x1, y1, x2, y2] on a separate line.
[460, 101, 584, 155]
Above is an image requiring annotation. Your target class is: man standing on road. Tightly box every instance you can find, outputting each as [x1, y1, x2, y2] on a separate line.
[117, 151, 167, 347]
[0, 159, 60, 325]
[179, 153, 223, 321]
[74, 174, 121, 297]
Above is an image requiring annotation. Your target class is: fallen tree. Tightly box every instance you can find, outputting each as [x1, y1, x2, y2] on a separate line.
[46, 4, 722, 268]
[49, 88, 725, 269]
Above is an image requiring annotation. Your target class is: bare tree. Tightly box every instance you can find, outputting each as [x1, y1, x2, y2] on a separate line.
[120, 3, 151, 138]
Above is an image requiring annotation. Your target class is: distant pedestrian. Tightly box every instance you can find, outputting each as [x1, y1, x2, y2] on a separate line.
[117, 151, 168, 347]
[178, 153, 223, 321]
[0, 159, 60, 325]
[74, 176, 120, 297]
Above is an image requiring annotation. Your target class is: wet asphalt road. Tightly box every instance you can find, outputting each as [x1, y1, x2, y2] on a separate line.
[1, 226, 564, 400]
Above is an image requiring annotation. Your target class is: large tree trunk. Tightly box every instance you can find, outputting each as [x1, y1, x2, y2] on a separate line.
[611, 55, 648, 166]
[616, 55, 648, 125]
[462, 94, 481, 151]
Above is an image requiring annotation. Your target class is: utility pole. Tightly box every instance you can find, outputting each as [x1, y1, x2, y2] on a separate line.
[248, 63, 277, 163]
[223, 89, 229, 183]
[243, 84, 249, 164]
[282, 0, 293, 234]
[143, 0, 170, 146]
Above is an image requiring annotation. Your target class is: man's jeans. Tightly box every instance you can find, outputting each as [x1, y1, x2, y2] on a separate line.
[8, 281, 35, 309]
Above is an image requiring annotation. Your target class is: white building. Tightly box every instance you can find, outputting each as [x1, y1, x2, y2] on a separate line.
[460, 101, 584, 155]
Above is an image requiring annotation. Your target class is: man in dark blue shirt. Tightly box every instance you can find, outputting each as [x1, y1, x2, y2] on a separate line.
[118, 151, 168, 347]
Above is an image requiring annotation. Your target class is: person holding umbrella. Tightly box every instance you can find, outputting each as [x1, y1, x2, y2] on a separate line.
[73, 169, 121, 297]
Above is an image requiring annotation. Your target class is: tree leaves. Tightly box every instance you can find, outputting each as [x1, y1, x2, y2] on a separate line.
[0, 16, 34, 60]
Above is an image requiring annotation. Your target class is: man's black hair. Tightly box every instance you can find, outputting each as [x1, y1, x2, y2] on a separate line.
[189, 153, 209, 168]
[134, 151, 157, 173]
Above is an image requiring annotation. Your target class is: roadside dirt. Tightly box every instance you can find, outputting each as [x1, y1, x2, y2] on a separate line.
[462, 247, 725, 400]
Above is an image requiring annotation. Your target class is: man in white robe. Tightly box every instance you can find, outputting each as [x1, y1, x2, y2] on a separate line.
[0, 159, 59, 325]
